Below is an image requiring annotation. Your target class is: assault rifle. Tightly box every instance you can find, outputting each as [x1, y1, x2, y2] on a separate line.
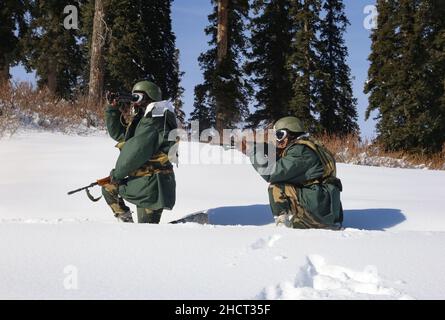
[67, 176, 112, 202]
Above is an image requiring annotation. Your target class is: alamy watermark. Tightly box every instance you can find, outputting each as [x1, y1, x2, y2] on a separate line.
[63, 4, 379, 31]
[63, 5, 79, 30]
[167, 121, 277, 175]
[63, 265, 78, 290]
[364, 4, 378, 30]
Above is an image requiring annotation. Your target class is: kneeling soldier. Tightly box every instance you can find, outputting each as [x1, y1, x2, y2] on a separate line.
[244, 116, 343, 230]
[102, 80, 177, 223]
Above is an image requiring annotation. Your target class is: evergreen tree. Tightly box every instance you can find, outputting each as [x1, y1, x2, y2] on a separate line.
[419, 0, 445, 152]
[365, 0, 445, 153]
[189, 84, 215, 132]
[245, 0, 294, 127]
[0, 0, 28, 83]
[23, 0, 83, 98]
[189, 4, 218, 133]
[288, 0, 322, 131]
[190, 0, 251, 133]
[173, 49, 185, 127]
[173, 84, 185, 127]
[364, 0, 399, 143]
[82, 0, 180, 101]
[316, 0, 358, 135]
[106, 0, 179, 99]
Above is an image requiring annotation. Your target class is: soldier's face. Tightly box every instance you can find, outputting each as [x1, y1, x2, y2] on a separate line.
[277, 137, 289, 150]
[132, 91, 150, 109]
[275, 129, 289, 149]
[133, 100, 149, 109]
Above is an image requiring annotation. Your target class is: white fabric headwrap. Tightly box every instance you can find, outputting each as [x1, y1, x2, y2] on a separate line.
[144, 100, 175, 118]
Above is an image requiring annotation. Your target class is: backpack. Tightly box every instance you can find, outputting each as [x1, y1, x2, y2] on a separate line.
[286, 136, 342, 192]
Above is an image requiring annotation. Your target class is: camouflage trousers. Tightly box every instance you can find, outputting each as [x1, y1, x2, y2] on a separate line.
[101, 183, 163, 224]
[268, 183, 339, 230]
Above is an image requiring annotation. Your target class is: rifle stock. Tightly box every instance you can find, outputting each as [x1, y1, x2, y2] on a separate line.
[96, 176, 111, 186]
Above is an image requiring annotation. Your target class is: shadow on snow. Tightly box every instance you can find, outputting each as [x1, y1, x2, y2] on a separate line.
[203, 205, 405, 230]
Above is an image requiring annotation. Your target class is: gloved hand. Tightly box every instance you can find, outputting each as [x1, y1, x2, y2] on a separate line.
[106, 91, 118, 107]
[109, 169, 126, 186]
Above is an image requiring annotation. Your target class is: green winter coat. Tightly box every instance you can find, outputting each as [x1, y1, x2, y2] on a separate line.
[105, 105, 177, 210]
[250, 141, 343, 226]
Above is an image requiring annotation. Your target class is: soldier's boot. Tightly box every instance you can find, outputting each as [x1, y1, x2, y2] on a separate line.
[275, 213, 293, 228]
[115, 210, 134, 223]
[102, 184, 134, 223]
[137, 207, 163, 224]
[268, 184, 297, 228]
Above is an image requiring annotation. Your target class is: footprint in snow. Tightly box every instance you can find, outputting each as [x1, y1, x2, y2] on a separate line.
[274, 255, 288, 261]
[251, 234, 282, 250]
[259, 254, 413, 300]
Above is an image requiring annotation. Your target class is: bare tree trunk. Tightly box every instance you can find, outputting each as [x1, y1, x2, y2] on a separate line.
[88, 0, 106, 107]
[217, 0, 229, 64]
[0, 64, 10, 85]
[216, 0, 229, 138]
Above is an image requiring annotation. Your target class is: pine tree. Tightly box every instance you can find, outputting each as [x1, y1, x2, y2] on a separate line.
[316, 0, 358, 135]
[365, 0, 445, 153]
[419, 0, 445, 152]
[189, 84, 215, 133]
[82, 0, 180, 101]
[142, 0, 180, 101]
[173, 84, 185, 127]
[105, 0, 179, 99]
[190, 0, 251, 133]
[364, 0, 398, 143]
[173, 49, 185, 127]
[0, 0, 28, 83]
[23, 0, 83, 98]
[245, 0, 294, 127]
[79, 0, 96, 90]
[288, 0, 322, 131]
[189, 4, 218, 133]
[101, 0, 153, 90]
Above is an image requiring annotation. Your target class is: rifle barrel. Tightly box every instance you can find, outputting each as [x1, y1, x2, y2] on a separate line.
[67, 182, 98, 195]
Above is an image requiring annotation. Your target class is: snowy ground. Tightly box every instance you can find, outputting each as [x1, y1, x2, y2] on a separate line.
[1, 130, 445, 299]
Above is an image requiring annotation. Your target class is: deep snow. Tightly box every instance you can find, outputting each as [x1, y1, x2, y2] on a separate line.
[0, 131, 444, 299]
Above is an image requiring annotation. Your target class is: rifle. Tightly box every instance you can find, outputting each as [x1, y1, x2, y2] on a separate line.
[67, 176, 112, 202]
[219, 127, 275, 153]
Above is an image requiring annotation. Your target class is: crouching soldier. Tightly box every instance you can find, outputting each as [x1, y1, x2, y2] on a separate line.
[102, 80, 177, 223]
[243, 116, 343, 230]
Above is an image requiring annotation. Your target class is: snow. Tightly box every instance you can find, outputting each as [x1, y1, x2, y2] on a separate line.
[337, 149, 430, 170]
[1, 130, 445, 299]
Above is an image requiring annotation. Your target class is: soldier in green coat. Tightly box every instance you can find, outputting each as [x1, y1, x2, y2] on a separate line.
[102, 80, 177, 223]
[243, 116, 343, 230]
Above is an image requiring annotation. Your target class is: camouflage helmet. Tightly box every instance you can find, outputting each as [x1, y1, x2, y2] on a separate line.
[132, 80, 162, 102]
[274, 116, 306, 133]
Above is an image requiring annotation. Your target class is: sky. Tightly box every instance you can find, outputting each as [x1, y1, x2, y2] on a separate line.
[10, 0, 378, 139]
